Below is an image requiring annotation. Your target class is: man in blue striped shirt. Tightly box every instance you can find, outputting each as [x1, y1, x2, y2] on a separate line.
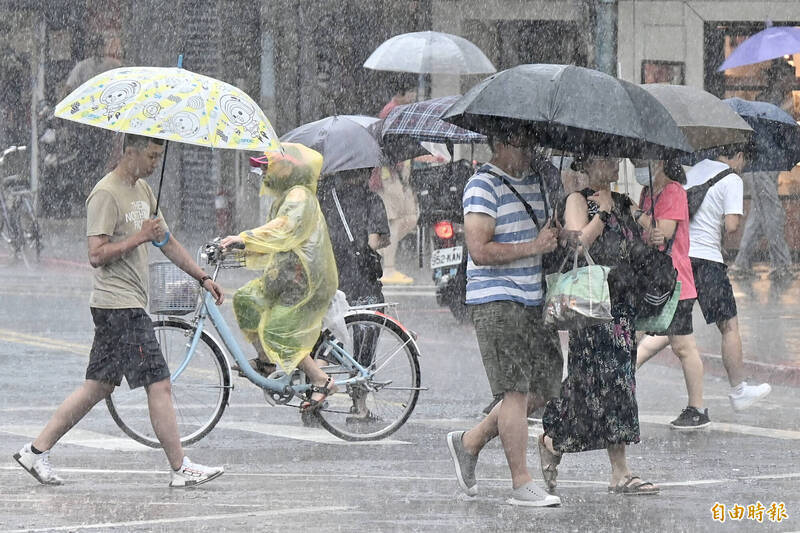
[446, 134, 564, 507]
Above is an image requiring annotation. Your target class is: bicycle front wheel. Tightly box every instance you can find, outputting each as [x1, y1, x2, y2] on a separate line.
[106, 319, 231, 448]
[313, 312, 421, 441]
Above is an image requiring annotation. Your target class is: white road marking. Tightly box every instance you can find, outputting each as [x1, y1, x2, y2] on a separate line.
[0, 425, 151, 452]
[2, 464, 799, 489]
[638, 414, 800, 440]
[382, 290, 436, 297]
[217, 420, 411, 445]
[414, 416, 800, 442]
[0, 506, 354, 533]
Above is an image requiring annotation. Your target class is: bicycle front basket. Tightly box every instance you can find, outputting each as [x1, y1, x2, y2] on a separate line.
[148, 261, 200, 315]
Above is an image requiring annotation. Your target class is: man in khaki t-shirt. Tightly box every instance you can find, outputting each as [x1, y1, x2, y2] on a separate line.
[14, 134, 226, 488]
[86, 168, 167, 309]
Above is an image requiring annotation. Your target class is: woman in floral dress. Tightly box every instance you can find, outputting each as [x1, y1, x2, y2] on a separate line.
[540, 156, 659, 495]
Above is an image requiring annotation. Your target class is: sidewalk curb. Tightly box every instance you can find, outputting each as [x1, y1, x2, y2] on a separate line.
[651, 348, 800, 388]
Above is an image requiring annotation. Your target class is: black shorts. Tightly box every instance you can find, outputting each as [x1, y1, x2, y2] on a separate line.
[86, 308, 170, 389]
[663, 298, 695, 336]
[691, 257, 738, 324]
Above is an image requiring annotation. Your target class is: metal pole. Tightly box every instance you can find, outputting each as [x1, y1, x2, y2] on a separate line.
[594, 0, 618, 76]
[29, 15, 47, 211]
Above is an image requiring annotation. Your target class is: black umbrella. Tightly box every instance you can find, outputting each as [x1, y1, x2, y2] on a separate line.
[725, 97, 800, 171]
[441, 64, 693, 159]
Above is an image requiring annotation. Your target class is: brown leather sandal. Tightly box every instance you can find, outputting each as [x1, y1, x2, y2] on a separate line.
[608, 475, 660, 495]
[300, 377, 335, 413]
[538, 434, 561, 493]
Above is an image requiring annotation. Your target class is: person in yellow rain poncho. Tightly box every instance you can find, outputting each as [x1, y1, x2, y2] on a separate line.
[220, 143, 339, 411]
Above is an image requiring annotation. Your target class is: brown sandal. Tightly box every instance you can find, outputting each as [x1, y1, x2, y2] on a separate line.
[537, 434, 561, 493]
[301, 377, 335, 413]
[608, 475, 660, 495]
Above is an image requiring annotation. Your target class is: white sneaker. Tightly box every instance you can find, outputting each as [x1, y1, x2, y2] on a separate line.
[169, 457, 224, 487]
[507, 480, 561, 507]
[729, 382, 772, 412]
[13, 443, 63, 485]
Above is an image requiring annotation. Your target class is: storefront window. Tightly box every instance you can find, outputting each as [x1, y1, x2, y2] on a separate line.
[705, 21, 800, 195]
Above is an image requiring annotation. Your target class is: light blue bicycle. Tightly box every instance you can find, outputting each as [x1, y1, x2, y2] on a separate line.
[106, 240, 423, 443]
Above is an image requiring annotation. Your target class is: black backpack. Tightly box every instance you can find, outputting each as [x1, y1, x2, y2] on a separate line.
[686, 168, 734, 218]
[634, 189, 679, 319]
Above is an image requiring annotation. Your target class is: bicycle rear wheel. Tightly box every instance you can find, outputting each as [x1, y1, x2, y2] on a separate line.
[106, 319, 231, 448]
[16, 196, 41, 261]
[313, 312, 421, 441]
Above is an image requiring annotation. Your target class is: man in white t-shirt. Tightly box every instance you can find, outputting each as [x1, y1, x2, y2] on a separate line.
[684, 149, 771, 411]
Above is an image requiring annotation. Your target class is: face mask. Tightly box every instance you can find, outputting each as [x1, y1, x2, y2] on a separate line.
[634, 166, 652, 187]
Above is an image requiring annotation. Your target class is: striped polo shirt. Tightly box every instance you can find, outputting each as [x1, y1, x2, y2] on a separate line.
[462, 163, 547, 307]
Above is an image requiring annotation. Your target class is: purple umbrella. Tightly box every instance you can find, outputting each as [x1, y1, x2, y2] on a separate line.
[718, 24, 800, 71]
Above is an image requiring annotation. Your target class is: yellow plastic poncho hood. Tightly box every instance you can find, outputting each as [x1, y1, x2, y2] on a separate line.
[233, 143, 338, 372]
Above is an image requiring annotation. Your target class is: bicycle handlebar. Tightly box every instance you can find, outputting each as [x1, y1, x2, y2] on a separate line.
[200, 238, 245, 266]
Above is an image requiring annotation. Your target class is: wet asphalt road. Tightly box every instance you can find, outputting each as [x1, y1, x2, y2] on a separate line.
[1, 255, 799, 532]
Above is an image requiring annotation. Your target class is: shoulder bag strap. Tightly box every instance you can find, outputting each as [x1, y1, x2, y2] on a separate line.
[331, 187, 354, 244]
[703, 168, 735, 189]
[482, 168, 544, 231]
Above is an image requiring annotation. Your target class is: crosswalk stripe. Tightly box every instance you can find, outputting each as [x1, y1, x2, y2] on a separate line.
[413, 416, 800, 441]
[217, 420, 411, 445]
[0, 425, 151, 452]
[0, 506, 355, 533]
[637, 414, 800, 440]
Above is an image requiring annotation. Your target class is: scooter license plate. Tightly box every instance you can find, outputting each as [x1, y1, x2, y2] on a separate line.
[431, 246, 463, 269]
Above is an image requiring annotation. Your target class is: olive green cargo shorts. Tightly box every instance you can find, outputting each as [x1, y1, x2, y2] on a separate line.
[470, 300, 563, 398]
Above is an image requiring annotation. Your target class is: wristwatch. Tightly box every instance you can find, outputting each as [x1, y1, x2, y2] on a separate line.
[198, 275, 212, 287]
[597, 210, 611, 224]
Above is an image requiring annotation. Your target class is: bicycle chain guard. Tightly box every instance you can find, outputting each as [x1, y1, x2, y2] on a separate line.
[262, 368, 303, 406]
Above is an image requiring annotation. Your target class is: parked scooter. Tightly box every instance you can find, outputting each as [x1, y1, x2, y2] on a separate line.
[409, 158, 474, 323]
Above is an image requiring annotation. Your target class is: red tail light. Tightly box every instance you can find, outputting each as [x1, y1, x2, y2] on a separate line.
[434, 221, 454, 240]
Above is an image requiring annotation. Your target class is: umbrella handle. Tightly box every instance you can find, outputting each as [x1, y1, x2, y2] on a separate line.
[151, 215, 171, 248]
[152, 232, 170, 248]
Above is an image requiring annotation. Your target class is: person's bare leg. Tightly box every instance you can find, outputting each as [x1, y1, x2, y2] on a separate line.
[298, 355, 338, 400]
[718, 317, 746, 387]
[607, 444, 632, 487]
[33, 380, 115, 452]
[635, 335, 670, 369]
[463, 393, 539, 454]
[145, 379, 183, 470]
[463, 391, 532, 489]
[669, 334, 704, 409]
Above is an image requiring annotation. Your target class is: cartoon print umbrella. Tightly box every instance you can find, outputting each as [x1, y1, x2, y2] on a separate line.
[55, 65, 280, 246]
[55, 66, 279, 151]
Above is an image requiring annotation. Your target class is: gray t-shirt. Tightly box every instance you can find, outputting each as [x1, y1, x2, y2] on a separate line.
[86, 172, 168, 309]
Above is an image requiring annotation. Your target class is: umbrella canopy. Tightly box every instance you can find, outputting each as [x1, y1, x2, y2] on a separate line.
[382, 95, 487, 143]
[364, 31, 496, 75]
[724, 97, 800, 171]
[718, 25, 800, 71]
[640, 84, 752, 151]
[280, 115, 386, 175]
[442, 64, 693, 158]
[55, 66, 280, 152]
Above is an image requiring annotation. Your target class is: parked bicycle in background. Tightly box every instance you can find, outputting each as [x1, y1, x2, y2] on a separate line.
[0, 145, 42, 264]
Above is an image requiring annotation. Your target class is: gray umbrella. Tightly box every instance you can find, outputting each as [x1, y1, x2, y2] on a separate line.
[640, 84, 753, 151]
[364, 31, 496, 75]
[280, 115, 385, 175]
[442, 63, 694, 158]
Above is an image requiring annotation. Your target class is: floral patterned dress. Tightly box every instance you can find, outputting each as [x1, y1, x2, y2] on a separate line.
[542, 189, 642, 453]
